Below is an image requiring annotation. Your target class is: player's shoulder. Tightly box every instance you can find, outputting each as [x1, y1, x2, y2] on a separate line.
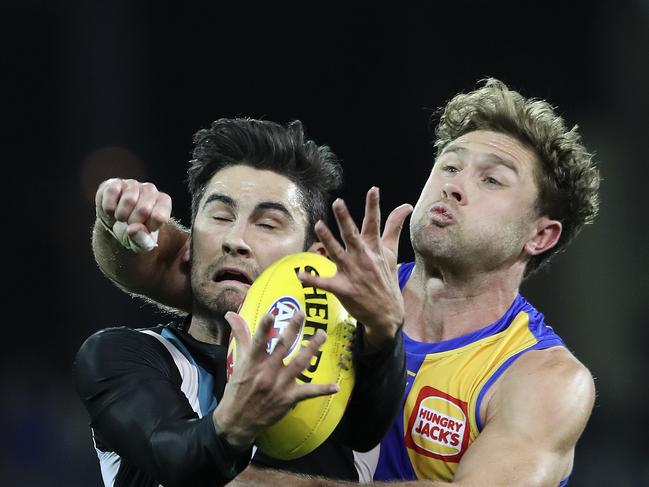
[508, 346, 593, 387]
[495, 347, 595, 424]
[74, 324, 176, 377]
[77, 324, 163, 355]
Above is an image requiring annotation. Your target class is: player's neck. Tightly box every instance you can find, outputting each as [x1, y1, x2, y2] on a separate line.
[188, 312, 230, 345]
[402, 259, 522, 343]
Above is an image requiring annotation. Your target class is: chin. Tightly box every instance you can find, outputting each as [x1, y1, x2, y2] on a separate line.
[193, 285, 245, 317]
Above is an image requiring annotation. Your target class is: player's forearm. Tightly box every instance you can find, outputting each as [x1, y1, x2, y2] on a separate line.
[227, 466, 441, 486]
[92, 217, 192, 311]
[336, 325, 406, 451]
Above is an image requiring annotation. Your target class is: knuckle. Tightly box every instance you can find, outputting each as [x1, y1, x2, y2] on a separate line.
[120, 196, 138, 209]
[135, 203, 153, 218]
[141, 182, 157, 192]
[150, 208, 168, 223]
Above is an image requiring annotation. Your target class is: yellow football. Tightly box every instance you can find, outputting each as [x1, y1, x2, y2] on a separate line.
[226, 252, 356, 460]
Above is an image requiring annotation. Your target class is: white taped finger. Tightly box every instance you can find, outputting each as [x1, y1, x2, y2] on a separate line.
[132, 229, 159, 251]
[112, 221, 158, 253]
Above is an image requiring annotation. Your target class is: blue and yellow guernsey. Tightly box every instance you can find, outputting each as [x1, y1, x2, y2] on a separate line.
[374, 262, 568, 484]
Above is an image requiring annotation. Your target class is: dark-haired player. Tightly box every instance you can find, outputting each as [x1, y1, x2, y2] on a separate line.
[75, 118, 411, 486]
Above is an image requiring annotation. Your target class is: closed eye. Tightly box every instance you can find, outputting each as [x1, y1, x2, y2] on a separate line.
[484, 176, 502, 186]
[257, 222, 277, 230]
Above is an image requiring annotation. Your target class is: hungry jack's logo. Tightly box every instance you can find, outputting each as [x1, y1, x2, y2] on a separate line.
[405, 386, 470, 463]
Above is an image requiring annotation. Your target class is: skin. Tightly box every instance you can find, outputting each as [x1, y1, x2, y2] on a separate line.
[187, 165, 312, 344]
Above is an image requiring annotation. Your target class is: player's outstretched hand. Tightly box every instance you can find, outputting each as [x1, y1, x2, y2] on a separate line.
[299, 187, 413, 349]
[213, 311, 338, 450]
[95, 178, 172, 253]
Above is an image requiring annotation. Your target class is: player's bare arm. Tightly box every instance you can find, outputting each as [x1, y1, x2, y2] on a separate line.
[444, 346, 596, 487]
[93, 178, 193, 312]
[299, 187, 413, 349]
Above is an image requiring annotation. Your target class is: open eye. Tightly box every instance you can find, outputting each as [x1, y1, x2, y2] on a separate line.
[443, 165, 459, 173]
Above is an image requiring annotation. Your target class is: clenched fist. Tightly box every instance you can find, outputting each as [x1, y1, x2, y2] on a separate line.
[95, 178, 172, 253]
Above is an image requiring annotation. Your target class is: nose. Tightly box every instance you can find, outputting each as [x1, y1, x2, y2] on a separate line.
[222, 223, 252, 257]
[442, 182, 465, 204]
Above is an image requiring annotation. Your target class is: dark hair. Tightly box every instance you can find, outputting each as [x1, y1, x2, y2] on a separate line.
[187, 118, 343, 247]
[433, 78, 600, 275]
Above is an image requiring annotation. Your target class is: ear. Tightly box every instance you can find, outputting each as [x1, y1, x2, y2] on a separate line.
[524, 217, 562, 256]
[306, 240, 327, 257]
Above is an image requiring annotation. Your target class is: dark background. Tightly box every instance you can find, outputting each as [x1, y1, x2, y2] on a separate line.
[2, 1, 648, 485]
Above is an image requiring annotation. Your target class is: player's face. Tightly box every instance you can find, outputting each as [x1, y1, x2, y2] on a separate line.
[190, 165, 309, 316]
[410, 130, 543, 274]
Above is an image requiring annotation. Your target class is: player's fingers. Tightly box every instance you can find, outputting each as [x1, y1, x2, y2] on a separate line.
[126, 222, 159, 252]
[360, 187, 381, 247]
[249, 313, 275, 360]
[127, 182, 158, 226]
[98, 178, 125, 223]
[297, 271, 348, 298]
[146, 191, 172, 232]
[114, 179, 141, 222]
[283, 329, 327, 380]
[314, 220, 348, 267]
[269, 311, 305, 365]
[332, 199, 363, 253]
[225, 311, 252, 354]
[381, 203, 414, 255]
[292, 382, 339, 402]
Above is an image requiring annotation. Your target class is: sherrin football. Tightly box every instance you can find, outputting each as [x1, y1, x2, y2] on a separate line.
[226, 252, 356, 460]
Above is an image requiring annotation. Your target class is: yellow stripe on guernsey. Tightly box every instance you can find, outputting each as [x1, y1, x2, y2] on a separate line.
[404, 310, 537, 481]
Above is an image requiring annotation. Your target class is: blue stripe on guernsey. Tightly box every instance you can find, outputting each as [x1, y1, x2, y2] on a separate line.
[161, 328, 217, 417]
[397, 262, 415, 289]
[474, 339, 564, 431]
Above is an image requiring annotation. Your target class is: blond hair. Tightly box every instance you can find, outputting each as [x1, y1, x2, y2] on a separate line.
[433, 78, 600, 274]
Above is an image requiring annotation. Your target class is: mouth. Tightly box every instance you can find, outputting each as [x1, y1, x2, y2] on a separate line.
[429, 203, 455, 226]
[212, 267, 253, 287]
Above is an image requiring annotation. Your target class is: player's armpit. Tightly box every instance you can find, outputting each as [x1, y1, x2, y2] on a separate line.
[450, 347, 595, 487]
[93, 217, 193, 313]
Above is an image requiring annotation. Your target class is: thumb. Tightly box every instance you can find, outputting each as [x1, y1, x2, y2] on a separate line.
[126, 222, 159, 252]
[225, 311, 252, 354]
[381, 204, 413, 253]
[110, 221, 158, 253]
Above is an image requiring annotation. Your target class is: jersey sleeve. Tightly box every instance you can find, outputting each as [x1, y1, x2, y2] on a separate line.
[335, 323, 406, 451]
[73, 327, 250, 487]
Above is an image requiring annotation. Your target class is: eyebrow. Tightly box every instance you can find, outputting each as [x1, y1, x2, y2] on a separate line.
[442, 145, 519, 175]
[203, 192, 236, 210]
[202, 192, 295, 222]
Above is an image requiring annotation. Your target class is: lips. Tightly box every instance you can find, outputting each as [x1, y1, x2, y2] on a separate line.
[213, 267, 253, 286]
[429, 202, 455, 226]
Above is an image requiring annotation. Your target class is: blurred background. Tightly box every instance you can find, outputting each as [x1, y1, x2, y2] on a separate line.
[2, 1, 648, 485]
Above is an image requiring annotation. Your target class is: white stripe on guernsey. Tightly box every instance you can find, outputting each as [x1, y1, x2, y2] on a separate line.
[140, 329, 202, 416]
[92, 428, 121, 487]
[354, 444, 380, 484]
